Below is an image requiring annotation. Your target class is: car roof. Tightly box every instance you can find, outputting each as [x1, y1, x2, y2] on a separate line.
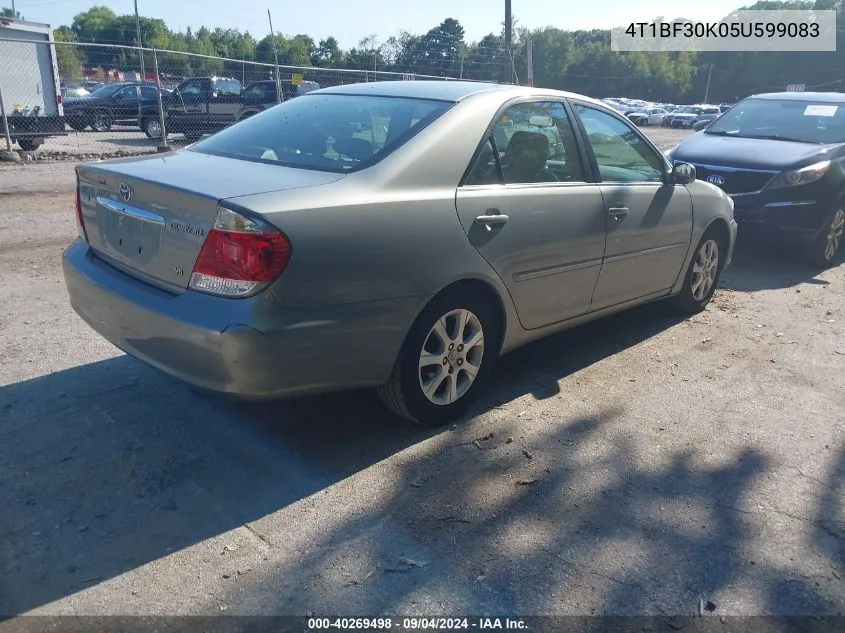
[311, 80, 610, 107]
[749, 92, 845, 103]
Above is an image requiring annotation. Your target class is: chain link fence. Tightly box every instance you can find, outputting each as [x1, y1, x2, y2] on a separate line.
[0, 39, 463, 160]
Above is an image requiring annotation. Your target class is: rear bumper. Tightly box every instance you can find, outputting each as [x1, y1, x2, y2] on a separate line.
[1, 115, 66, 138]
[62, 239, 425, 400]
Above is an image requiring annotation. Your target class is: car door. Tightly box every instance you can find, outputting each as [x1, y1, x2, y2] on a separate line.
[170, 78, 209, 134]
[570, 102, 693, 310]
[207, 78, 243, 131]
[112, 86, 140, 124]
[455, 99, 607, 330]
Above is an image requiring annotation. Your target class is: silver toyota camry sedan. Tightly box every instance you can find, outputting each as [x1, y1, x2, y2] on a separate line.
[63, 80, 737, 427]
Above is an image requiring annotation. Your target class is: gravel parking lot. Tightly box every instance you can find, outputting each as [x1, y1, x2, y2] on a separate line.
[0, 130, 843, 618]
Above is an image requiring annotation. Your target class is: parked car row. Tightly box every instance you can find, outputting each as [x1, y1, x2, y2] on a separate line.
[60, 76, 321, 140]
[601, 97, 734, 131]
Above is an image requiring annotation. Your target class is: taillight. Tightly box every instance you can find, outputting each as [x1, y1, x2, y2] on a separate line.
[189, 206, 291, 298]
[75, 182, 87, 241]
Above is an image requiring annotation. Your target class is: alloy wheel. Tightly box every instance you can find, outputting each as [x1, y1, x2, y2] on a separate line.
[146, 119, 162, 138]
[418, 309, 485, 406]
[93, 113, 111, 132]
[824, 208, 844, 262]
[690, 238, 719, 301]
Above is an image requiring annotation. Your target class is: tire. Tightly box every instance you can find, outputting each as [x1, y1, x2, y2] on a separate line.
[142, 117, 163, 139]
[92, 111, 112, 132]
[17, 138, 43, 152]
[805, 207, 844, 268]
[672, 226, 727, 314]
[377, 288, 501, 427]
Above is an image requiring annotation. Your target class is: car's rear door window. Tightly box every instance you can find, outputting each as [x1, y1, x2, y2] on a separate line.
[465, 100, 585, 185]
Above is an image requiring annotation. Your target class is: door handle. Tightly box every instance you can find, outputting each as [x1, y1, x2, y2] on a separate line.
[475, 213, 509, 226]
[608, 206, 629, 218]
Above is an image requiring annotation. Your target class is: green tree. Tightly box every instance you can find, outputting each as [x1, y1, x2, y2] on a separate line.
[1, 7, 22, 18]
[53, 26, 85, 80]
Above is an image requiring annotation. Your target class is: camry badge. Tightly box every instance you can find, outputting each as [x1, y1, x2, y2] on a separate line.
[119, 183, 132, 202]
[706, 175, 725, 186]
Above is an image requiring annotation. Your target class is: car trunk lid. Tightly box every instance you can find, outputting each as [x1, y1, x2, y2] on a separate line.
[77, 150, 344, 292]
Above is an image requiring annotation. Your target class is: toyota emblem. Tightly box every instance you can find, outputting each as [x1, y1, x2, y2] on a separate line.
[119, 183, 132, 202]
[706, 175, 725, 186]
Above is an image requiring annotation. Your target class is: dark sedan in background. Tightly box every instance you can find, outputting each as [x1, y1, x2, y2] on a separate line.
[64, 82, 165, 132]
[667, 92, 845, 266]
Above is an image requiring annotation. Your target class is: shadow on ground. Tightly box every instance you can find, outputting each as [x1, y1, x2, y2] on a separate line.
[720, 233, 838, 292]
[1, 275, 842, 616]
[0, 298, 688, 615]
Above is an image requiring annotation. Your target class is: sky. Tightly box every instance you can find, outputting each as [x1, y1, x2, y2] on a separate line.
[13, 0, 750, 48]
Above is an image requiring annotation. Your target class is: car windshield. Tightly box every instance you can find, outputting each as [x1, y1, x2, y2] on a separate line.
[706, 98, 845, 143]
[88, 84, 125, 98]
[191, 93, 453, 172]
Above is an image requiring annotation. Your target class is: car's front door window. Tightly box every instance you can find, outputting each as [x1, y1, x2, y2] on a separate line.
[573, 104, 665, 183]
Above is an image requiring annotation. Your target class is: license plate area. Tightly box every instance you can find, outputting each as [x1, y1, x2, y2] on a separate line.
[97, 196, 164, 266]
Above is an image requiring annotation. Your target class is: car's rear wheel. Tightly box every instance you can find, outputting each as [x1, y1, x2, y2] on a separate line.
[92, 112, 112, 132]
[17, 138, 43, 152]
[806, 207, 844, 268]
[377, 289, 500, 427]
[672, 227, 726, 314]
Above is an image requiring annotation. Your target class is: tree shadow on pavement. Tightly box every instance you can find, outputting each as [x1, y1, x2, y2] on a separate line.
[0, 299, 691, 615]
[209, 417, 844, 617]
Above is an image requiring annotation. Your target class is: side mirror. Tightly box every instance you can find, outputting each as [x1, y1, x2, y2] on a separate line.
[671, 162, 697, 185]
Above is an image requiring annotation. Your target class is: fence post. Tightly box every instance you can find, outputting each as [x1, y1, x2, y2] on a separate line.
[152, 48, 170, 152]
[0, 82, 14, 155]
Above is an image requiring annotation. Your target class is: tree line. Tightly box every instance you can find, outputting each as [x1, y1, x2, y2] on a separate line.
[2, 1, 843, 103]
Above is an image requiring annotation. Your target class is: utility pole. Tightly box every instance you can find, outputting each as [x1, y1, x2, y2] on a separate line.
[526, 40, 534, 87]
[704, 64, 713, 103]
[267, 10, 282, 103]
[11, 0, 15, 17]
[502, 0, 512, 84]
[134, 0, 145, 78]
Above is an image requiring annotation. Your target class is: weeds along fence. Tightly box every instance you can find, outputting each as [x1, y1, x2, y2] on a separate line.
[0, 38, 460, 158]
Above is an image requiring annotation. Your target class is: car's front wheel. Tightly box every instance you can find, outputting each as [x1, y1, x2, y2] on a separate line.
[92, 111, 112, 132]
[807, 207, 844, 268]
[378, 289, 500, 427]
[672, 227, 726, 314]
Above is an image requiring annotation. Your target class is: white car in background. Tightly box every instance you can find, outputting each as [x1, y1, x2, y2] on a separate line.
[627, 107, 670, 126]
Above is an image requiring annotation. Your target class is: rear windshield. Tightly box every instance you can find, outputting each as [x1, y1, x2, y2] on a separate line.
[191, 93, 453, 172]
[706, 98, 845, 143]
